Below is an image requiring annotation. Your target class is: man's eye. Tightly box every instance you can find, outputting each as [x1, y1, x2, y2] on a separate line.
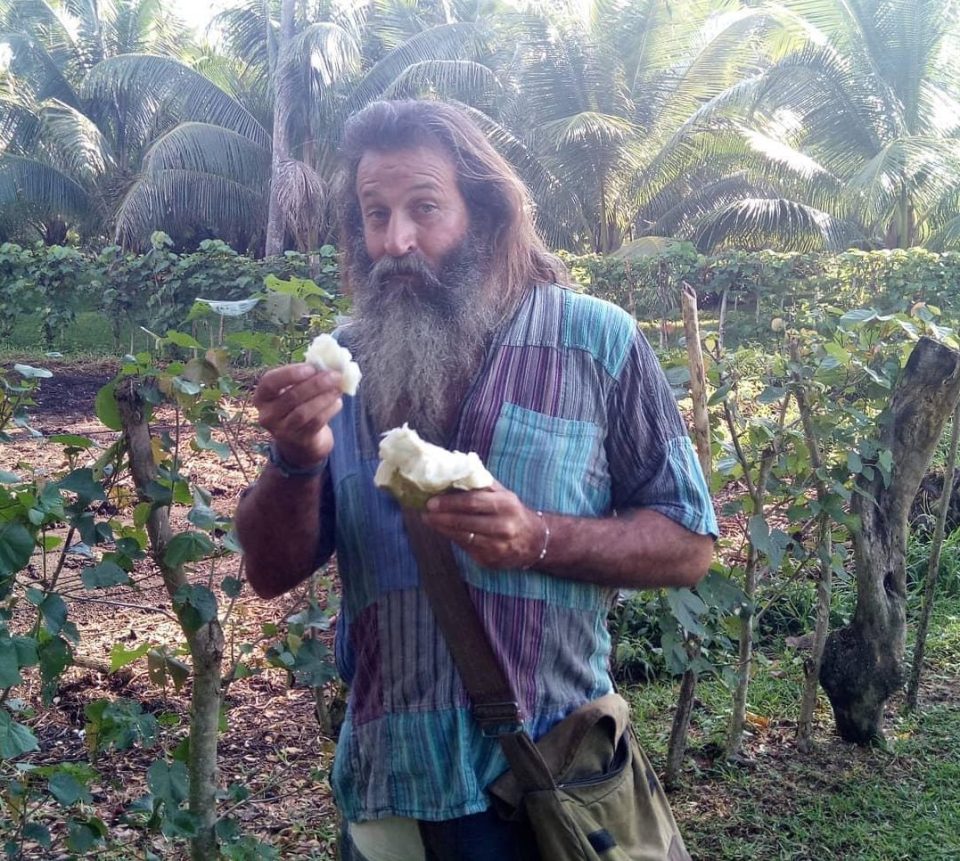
[365, 210, 387, 222]
[417, 203, 439, 215]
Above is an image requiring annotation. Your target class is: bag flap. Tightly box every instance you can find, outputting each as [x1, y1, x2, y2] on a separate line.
[488, 693, 631, 809]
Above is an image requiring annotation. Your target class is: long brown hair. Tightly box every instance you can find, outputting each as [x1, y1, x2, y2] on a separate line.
[336, 99, 568, 309]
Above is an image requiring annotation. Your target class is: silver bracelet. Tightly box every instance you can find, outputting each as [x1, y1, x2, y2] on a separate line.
[523, 510, 550, 570]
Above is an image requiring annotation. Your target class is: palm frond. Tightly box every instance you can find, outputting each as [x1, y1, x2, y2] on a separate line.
[285, 21, 361, 89]
[274, 156, 327, 246]
[693, 197, 858, 253]
[142, 122, 270, 181]
[0, 152, 89, 217]
[538, 111, 636, 150]
[382, 59, 501, 108]
[346, 21, 489, 113]
[82, 53, 270, 148]
[38, 97, 115, 183]
[115, 168, 266, 250]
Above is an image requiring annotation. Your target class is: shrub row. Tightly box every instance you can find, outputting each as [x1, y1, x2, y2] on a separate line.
[3, 235, 960, 352]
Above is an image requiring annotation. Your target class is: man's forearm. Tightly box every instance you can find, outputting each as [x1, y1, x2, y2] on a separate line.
[235, 465, 332, 599]
[539, 508, 713, 589]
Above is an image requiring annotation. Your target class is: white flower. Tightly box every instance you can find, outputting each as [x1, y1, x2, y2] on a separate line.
[374, 424, 494, 508]
[304, 333, 362, 396]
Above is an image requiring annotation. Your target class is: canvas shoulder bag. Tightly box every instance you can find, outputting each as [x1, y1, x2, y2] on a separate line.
[402, 511, 692, 861]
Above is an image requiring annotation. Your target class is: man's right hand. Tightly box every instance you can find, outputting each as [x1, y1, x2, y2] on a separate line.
[252, 363, 343, 466]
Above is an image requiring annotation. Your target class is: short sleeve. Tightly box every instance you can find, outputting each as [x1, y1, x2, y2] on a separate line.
[606, 330, 718, 538]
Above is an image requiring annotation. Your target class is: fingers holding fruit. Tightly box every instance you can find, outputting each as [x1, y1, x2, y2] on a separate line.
[423, 485, 543, 569]
[253, 365, 343, 464]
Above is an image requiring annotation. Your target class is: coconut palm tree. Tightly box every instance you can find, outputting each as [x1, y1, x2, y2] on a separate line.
[664, 0, 960, 251]
[467, 0, 802, 253]
[0, 0, 200, 243]
[110, 0, 497, 252]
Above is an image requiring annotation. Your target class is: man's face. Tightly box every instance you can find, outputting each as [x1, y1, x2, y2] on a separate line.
[355, 144, 470, 280]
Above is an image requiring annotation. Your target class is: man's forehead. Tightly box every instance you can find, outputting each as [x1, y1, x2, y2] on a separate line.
[355, 146, 458, 196]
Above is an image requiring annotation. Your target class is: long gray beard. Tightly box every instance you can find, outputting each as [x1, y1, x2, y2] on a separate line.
[347, 236, 501, 443]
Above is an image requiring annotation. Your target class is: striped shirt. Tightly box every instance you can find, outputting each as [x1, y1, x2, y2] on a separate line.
[323, 283, 717, 822]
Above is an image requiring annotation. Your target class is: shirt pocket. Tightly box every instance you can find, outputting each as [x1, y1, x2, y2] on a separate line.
[487, 402, 610, 517]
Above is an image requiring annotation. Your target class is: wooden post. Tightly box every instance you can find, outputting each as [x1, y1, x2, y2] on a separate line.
[665, 283, 711, 786]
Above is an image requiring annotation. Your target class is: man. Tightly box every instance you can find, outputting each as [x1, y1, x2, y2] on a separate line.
[236, 99, 717, 861]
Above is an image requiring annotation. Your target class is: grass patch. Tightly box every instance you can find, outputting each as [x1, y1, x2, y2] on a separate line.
[623, 594, 960, 860]
[2, 310, 141, 359]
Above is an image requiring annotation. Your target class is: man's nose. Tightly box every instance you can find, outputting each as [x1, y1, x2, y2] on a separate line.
[383, 213, 416, 258]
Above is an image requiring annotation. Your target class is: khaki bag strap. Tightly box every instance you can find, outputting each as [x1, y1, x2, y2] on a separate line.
[401, 510, 525, 731]
[402, 510, 556, 791]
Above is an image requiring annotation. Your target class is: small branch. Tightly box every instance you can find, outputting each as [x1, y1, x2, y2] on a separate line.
[58, 593, 180, 623]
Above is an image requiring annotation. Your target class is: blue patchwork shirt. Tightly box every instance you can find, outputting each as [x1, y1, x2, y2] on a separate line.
[321, 283, 717, 822]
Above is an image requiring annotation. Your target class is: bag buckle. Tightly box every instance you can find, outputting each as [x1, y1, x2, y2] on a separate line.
[473, 701, 524, 737]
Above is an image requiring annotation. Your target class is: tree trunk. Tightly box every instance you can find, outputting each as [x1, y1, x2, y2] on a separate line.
[116, 382, 225, 859]
[791, 339, 832, 752]
[725, 544, 758, 759]
[906, 399, 960, 710]
[265, 0, 296, 257]
[665, 283, 712, 787]
[820, 337, 960, 743]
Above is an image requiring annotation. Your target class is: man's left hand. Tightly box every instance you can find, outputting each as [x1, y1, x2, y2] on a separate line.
[421, 482, 545, 570]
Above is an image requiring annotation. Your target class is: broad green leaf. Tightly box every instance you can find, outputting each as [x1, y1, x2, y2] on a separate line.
[49, 434, 94, 449]
[38, 636, 71, 683]
[838, 308, 878, 328]
[22, 823, 50, 848]
[221, 576, 243, 599]
[747, 515, 770, 555]
[164, 330, 203, 350]
[38, 594, 68, 635]
[81, 561, 131, 590]
[0, 639, 22, 688]
[164, 532, 215, 568]
[193, 425, 231, 459]
[48, 772, 92, 807]
[0, 710, 39, 758]
[66, 818, 106, 853]
[0, 522, 34, 576]
[147, 759, 189, 806]
[172, 585, 218, 632]
[56, 469, 106, 504]
[757, 386, 786, 404]
[291, 637, 336, 687]
[665, 588, 707, 636]
[707, 383, 732, 406]
[109, 642, 151, 673]
[94, 380, 123, 431]
[695, 569, 746, 612]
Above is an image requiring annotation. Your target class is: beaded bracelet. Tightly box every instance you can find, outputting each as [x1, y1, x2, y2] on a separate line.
[522, 510, 550, 570]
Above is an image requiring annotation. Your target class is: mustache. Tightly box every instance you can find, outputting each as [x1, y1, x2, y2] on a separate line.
[366, 252, 446, 293]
